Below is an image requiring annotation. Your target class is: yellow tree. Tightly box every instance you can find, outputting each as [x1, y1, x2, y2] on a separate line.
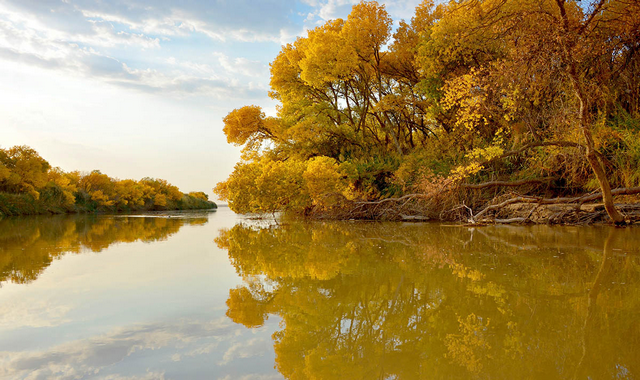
[416, 0, 640, 223]
[0, 146, 51, 199]
[47, 167, 77, 207]
[79, 170, 115, 207]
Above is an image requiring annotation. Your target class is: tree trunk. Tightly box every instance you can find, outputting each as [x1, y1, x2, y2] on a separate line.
[575, 86, 626, 224]
[554, 0, 626, 224]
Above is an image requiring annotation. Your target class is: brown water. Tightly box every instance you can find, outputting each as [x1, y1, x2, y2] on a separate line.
[0, 209, 639, 379]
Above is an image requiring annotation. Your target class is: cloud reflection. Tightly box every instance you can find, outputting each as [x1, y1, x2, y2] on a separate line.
[0, 318, 235, 379]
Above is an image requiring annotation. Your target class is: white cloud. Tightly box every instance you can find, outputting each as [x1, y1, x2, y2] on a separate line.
[219, 338, 271, 366]
[302, 0, 425, 26]
[0, 15, 266, 100]
[214, 53, 268, 79]
[0, 318, 235, 380]
[3, 0, 300, 43]
[96, 371, 167, 380]
[0, 299, 72, 329]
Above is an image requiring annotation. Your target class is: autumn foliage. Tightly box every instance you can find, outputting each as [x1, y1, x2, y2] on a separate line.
[0, 145, 216, 216]
[216, 0, 640, 222]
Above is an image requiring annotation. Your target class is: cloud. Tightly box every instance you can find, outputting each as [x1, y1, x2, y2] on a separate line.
[0, 3, 160, 49]
[301, 0, 425, 27]
[2, 0, 301, 43]
[219, 338, 271, 366]
[0, 318, 235, 380]
[214, 53, 268, 78]
[0, 16, 266, 99]
[221, 374, 283, 380]
[0, 300, 72, 329]
[0, 1, 281, 100]
[0, 0, 427, 103]
[96, 371, 167, 380]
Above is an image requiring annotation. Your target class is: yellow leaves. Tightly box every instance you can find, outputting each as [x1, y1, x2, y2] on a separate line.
[89, 190, 114, 207]
[222, 106, 283, 160]
[217, 155, 356, 214]
[442, 69, 488, 132]
[0, 145, 209, 212]
[223, 105, 263, 146]
[80, 170, 113, 193]
[153, 193, 167, 208]
[466, 145, 504, 162]
[269, 43, 304, 104]
[299, 19, 358, 88]
[451, 128, 506, 181]
[445, 313, 492, 373]
[48, 168, 77, 207]
[188, 191, 208, 201]
[115, 179, 144, 208]
[223, 106, 276, 147]
[0, 145, 51, 198]
[226, 287, 269, 328]
[451, 262, 485, 282]
[450, 162, 484, 182]
[295, 1, 392, 87]
[0, 162, 9, 182]
[215, 158, 311, 214]
[303, 157, 349, 208]
[412, 0, 438, 33]
[342, 1, 392, 56]
[256, 159, 310, 212]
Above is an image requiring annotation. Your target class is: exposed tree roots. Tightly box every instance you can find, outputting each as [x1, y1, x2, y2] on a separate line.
[320, 184, 640, 225]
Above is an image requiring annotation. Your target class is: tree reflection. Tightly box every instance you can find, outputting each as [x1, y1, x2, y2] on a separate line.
[218, 222, 640, 379]
[0, 214, 207, 285]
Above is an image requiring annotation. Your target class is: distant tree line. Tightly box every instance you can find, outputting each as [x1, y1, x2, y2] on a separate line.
[0, 145, 216, 216]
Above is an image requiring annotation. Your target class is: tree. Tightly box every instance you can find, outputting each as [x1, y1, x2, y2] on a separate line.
[0, 146, 51, 199]
[217, 0, 640, 222]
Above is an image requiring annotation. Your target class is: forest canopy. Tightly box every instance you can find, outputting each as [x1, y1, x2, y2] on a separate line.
[215, 0, 640, 223]
[0, 145, 216, 216]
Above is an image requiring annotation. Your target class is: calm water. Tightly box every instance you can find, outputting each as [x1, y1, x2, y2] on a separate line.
[0, 209, 638, 379]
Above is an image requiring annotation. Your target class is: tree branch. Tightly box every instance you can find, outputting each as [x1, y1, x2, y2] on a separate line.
[461, 177, 555, 190]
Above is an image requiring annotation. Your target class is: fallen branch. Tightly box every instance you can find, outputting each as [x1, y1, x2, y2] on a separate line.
[400, 214, 430, 221]
[578, 187, 640, 203]
[473, 196, 535, 221]
[493, 217, 529, 224]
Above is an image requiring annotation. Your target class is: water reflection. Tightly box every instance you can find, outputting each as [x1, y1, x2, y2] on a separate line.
[0, 213, 208, 285]
[217, 222, 640, 379]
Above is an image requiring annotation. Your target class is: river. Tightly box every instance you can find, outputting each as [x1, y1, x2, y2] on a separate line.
[0, 208, 638, 379]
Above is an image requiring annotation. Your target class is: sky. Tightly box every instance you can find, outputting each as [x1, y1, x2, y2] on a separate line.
[0, 0, 425, 201]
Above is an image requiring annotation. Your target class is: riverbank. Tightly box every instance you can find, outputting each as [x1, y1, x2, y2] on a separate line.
[301, 190, 640, 225]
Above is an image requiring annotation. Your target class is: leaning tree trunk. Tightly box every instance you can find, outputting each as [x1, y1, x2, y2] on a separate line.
[573, 80, 626, 224]
[555, 0, 626, 224]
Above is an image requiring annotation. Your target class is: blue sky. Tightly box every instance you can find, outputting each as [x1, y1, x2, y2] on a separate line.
[0, 0, 424, 200]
